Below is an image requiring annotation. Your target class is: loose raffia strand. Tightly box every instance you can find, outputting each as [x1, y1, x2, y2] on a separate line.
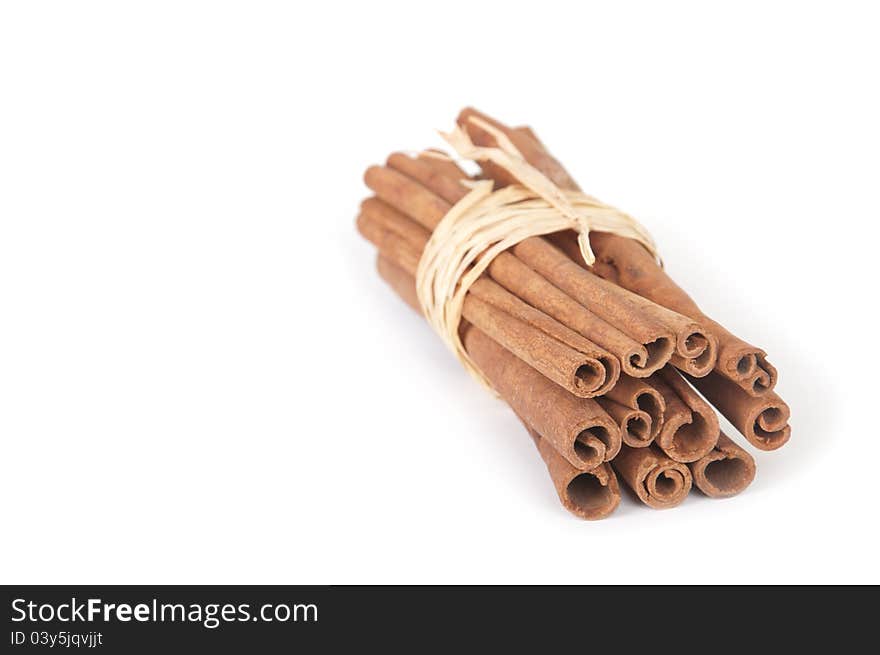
[415, 116, 661, 391]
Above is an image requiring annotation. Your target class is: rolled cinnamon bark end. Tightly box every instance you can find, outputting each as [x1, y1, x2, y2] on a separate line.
[688, 370, 791, 450]
[711, 330, 779, 396]
[463, 325, 620, 470]
[669, 330, 717, 377]
[466, 278, 620, 398]
[636, 297, 717, 378]
[625, 341, 673, 379]
[612, 445, 693, 509]
[461, 293, 616, 399]
[603, 374, 666, 439]
[689, 432, 756, 498]
[575, 357, 617, 397]
[651, 367, 720, 463]
[522, 420, 621, 520]
[597, 398, 653, 448]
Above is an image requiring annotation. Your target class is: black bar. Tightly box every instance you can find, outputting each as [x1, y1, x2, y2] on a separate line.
[1, 585, 870, 651]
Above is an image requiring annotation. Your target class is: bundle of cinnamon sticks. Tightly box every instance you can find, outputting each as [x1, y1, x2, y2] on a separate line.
[356, 108, 790, 519]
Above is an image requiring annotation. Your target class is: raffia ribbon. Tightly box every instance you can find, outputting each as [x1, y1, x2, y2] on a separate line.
[415, 117, 660, 390]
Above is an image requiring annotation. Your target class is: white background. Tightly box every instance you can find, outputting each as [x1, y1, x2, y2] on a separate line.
[1, 1, 877, 584]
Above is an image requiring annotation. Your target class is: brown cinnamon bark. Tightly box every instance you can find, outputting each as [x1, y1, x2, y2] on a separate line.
[687, 371, 791, 450]
[369, 160, 677, 378]
[649, 367, 719, 463]
[459, 107, 779, 393]
[595, 398, 653, 448]
[612, 445, 693, 509]
[520, 418, 621, 520]
[358, 201, 619, 397]
[603, 374, 666, 440]
[689, 432, 756, 498]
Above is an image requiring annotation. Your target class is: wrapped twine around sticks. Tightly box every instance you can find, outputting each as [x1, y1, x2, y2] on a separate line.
[415, 116, 661, 391]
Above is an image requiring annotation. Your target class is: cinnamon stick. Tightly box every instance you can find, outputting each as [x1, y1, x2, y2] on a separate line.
[649, 367, 719, 463]
[375, 253, 622, 469]
[689, 432, 756, 498]
[456, 107, 718, 380]
[358, 200, 619, 397]
[687, 370, 791, 451]
[520, 417, 621, 520]
[612, 445, 693, 509]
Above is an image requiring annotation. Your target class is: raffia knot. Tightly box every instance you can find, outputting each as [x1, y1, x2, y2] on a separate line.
[415, 117, 660, 390]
